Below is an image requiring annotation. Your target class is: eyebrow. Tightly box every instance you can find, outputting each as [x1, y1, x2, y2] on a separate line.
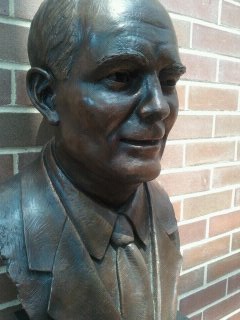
[162, 63, 186, 76]
[96, 54, 186, 76]
[96, 53, 149, 68]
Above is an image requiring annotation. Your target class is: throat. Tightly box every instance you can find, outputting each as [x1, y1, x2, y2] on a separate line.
[52, 142, 140, 209]
[77, 180, 140, 209]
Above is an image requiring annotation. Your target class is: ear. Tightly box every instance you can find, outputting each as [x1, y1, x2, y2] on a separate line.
[26, 68, 60, 125]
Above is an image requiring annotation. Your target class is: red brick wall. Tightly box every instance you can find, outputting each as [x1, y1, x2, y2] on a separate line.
[159, 0, 240, 319]
[0, 0, 239, 319]
[0, 0, 43, 189]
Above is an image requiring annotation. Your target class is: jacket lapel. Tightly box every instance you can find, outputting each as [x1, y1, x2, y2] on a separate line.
[48, 219, 121, 320]
[21, 149, 120, 320]
[147, 181, 182, 320]
[20, 154, 67, 319]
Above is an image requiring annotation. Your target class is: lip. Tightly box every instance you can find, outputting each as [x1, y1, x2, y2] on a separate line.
[120, 138, 161, 147]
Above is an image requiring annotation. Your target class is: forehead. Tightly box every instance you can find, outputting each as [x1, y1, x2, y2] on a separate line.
[89, 0, 174, 29]
[72, 0, 180, 75]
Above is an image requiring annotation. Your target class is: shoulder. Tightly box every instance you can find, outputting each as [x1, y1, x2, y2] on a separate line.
[0, 173, 25, 310]
[0, 159, 42, 258]
[0, 157, 42, 222]
[0, 174, 22, 250]
[0, 174, 21, 209]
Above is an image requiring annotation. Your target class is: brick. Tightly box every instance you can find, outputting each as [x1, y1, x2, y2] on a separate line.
[209, 210, 240, 237]
[232, 231, 240, 251]
[228, 273, 240, 294]
[0, 113, 43, 148]
[179, 220, 206, 246]
[221, 1, 240, 30]
[186, 141, 235, 166]
[180, 53, 217, 82]
[18, 152, 39, 171]
[0, 155, 13, 184]
[219, 60, 240, 85]
[160, 0, 219, 23]
[0, 273, 18, 303]
[227, 312, 240, 320]
[15, 70, 32, 106]
[0, 23, 29, 64]
[207, 253, 240, 282]
[14, 0, 43, 20]
[215, 115, 240, 137]
[189, 315, 202, 320]
[192, 24, 240, 59]
[169, 115, 213, 140]
[0, 0, 9, 16]
[177, 85, 185, 110]
[203, 292, 240, 320]
[172, 200, 181, 222]
[161, 144, 183, 170]
[172, 19, 191, 48]
[178, 268, 204, 295]
[235, 188, 240, 206]
[183, 190, 232, 220]
[0, 69, 11, 106]
[179, 280, 226, 315]
[182, 236, 230, 270]
[213, 165, 240, 188]
[159, 169, 210, 197]
[189, 86, 238, 111]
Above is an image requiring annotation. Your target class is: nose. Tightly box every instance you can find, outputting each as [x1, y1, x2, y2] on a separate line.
[138, 73, 170, 121]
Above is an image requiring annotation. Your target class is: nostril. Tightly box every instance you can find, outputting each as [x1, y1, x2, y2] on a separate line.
[139, 77, 171, 121]
[139, 102, 170, 121]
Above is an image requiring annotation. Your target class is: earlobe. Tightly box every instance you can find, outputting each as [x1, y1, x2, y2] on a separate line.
[26, 68, 60, 125]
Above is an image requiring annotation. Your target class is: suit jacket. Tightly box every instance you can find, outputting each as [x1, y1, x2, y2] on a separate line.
[0, 145, 182, 320]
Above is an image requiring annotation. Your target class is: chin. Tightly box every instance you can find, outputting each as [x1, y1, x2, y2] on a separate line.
[115, 161, 161, 185]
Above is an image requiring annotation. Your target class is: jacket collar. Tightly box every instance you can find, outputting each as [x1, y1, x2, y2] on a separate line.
[22, 141, 178, 271]
[21, 145, 67, 272]
[21, 142, 180, 319]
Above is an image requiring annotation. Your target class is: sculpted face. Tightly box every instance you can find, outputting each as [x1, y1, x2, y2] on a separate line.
[53, 0, 185, 187]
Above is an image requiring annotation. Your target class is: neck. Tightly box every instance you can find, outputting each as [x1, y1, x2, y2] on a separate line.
[53, 144, 140, 208]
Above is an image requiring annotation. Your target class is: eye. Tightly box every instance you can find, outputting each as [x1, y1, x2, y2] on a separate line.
[102, 71, 137, 91]
[160, 79, 177, 87]
[108, 72, 131, 84]
[160, 79, 178, 94]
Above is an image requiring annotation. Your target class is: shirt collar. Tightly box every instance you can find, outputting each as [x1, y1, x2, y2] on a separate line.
[44, 141, 149, 260]
[117, 184, 149, 246]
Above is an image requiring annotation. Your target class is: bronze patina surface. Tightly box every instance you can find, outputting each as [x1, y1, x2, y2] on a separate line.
[0, 0, 186, 319]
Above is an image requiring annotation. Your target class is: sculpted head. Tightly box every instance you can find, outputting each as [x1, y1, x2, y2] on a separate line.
[27, 0, 185, 202]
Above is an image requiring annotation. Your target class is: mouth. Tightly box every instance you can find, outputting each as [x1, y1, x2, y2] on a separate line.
[120, 138, 161, 147]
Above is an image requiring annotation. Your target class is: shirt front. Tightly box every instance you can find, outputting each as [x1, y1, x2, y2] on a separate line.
[44, 141, 153, 315]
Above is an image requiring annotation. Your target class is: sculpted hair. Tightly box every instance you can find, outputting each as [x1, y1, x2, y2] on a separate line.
[28, 0, 83, 80]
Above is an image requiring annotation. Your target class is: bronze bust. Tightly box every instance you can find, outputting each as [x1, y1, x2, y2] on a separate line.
[0, 0, 186, 319]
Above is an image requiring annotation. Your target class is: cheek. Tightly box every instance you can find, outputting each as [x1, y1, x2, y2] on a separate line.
[164, 92, 179, 134]
[80, 85, 142, 136]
